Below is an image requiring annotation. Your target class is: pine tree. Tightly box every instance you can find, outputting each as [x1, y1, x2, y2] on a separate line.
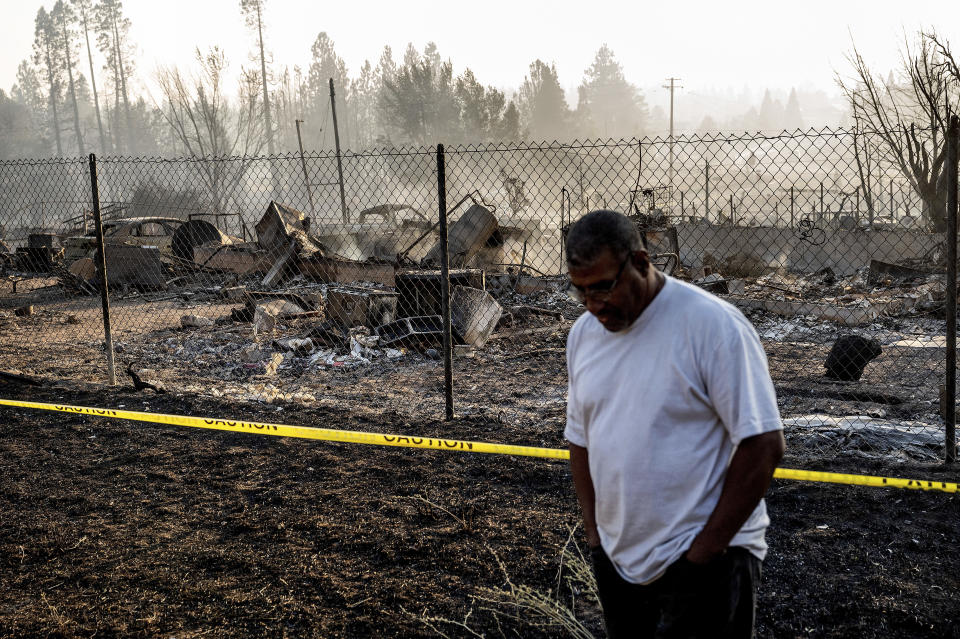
[51, 1, 84, 154]
[576, 45, 648, 139]
[12, 61, 47, 130]
[740, 106, 761, 131]
[306, 32, 350, 150]
[372, 46, 396, 144]
[351, 60, 376, 148]
[95, 0, 134, 153]
[455, 68, 515, 142]
[32, 8, 63, 156]
[758, 89, 784, 132]
[376, 46, 397, 87]
[518, 60, 570, 141]
[783, 88, 804, 131]
[496, 100, 521, 141]
[697, 115, 719, 134]
[379, 42, 458, 144]
[71, 0, 107, 153]
[0, 87, 47, 159]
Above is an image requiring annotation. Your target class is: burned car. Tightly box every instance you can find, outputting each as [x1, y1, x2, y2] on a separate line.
[63, 217, 184, 263]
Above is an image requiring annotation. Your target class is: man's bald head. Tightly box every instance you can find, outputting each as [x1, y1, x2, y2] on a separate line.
[565, 209, 643, 268]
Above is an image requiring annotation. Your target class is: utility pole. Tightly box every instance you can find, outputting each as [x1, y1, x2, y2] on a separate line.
[295, 119, 316, 219]
[329, 78, 349, 224]
[663, 77, 682, 197]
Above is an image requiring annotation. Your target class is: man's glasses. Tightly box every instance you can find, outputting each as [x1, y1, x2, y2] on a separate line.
[564, 254, 630, 304]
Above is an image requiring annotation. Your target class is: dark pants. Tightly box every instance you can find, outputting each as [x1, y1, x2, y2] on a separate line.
[591, 545, 761, 639]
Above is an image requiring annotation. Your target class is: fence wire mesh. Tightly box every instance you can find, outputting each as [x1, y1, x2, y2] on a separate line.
[0, 126, 955, 467]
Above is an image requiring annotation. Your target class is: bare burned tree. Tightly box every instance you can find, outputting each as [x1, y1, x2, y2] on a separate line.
[156, 47, 266, 215]
[850, 117, 878, 223]
[932, 34, 960, 78]
[838, 32, 959, 231]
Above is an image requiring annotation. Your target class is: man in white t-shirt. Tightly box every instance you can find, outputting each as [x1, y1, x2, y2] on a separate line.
[564, 210, 785, 638]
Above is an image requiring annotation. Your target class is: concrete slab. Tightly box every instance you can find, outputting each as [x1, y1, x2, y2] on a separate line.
[732, 297, 883, 326]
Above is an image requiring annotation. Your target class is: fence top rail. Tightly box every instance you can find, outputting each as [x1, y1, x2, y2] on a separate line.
[0, 124, 934, 166]
[0, 156, 89, 168]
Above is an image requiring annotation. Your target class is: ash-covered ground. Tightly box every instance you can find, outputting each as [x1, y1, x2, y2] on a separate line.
[0, 265, 957, 637]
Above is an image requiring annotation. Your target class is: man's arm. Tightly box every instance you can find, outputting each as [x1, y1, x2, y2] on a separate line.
[685, 430, 785, 564]
[569, 443, 601, 548]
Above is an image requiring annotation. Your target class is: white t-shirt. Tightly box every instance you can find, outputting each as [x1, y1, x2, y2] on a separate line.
[565, 276, 783, 585]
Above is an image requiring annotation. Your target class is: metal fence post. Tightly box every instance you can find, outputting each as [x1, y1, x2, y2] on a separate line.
[88, 153, 116, 386]
[559, 187, 567, 267]
[819, 182, 824, 221]
[889, 180, 895, 220]
[704, 160, 710, 222]
[856, 187, 861, 225]
[436, 144, 454, 421]
[945, 115, 958, 464]
[790, 186, 795, 227]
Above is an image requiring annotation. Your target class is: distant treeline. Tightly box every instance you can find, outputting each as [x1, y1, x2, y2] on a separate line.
[2, 0, 832, 160]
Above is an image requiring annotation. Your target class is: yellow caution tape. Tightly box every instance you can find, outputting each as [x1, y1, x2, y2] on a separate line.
[772, 468, 957, 493]
[0, 398, 955, 494]
[0, 398, 567, 460]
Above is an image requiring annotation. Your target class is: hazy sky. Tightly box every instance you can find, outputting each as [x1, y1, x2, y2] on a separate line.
[3, 0, 957, 108]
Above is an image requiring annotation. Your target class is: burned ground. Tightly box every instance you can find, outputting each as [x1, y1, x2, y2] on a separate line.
[1, 241, 959, 637]
[0, 379, 958, 638]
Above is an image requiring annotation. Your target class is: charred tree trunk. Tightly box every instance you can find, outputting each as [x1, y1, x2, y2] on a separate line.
[79, 5, 107, 153]
[107, 26, 123, 153]
[255, 2, 275, 157]
[60, 16, 85, 154]
[110, 7, 133, 154]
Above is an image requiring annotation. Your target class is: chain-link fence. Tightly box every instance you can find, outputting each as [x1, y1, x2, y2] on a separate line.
[0, 125, 956, 467]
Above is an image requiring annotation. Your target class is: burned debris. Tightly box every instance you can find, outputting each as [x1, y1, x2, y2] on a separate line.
[0, 180, 953, 467]
[7, 199, 556, 399]
[824, 335, 883, 381]
[126, 363, 166, 393]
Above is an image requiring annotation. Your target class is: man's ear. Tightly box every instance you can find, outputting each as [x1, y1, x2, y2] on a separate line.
[631, 250, 650, 276]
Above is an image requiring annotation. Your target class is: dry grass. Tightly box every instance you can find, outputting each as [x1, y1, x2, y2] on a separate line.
[410, 526, 600, 639]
